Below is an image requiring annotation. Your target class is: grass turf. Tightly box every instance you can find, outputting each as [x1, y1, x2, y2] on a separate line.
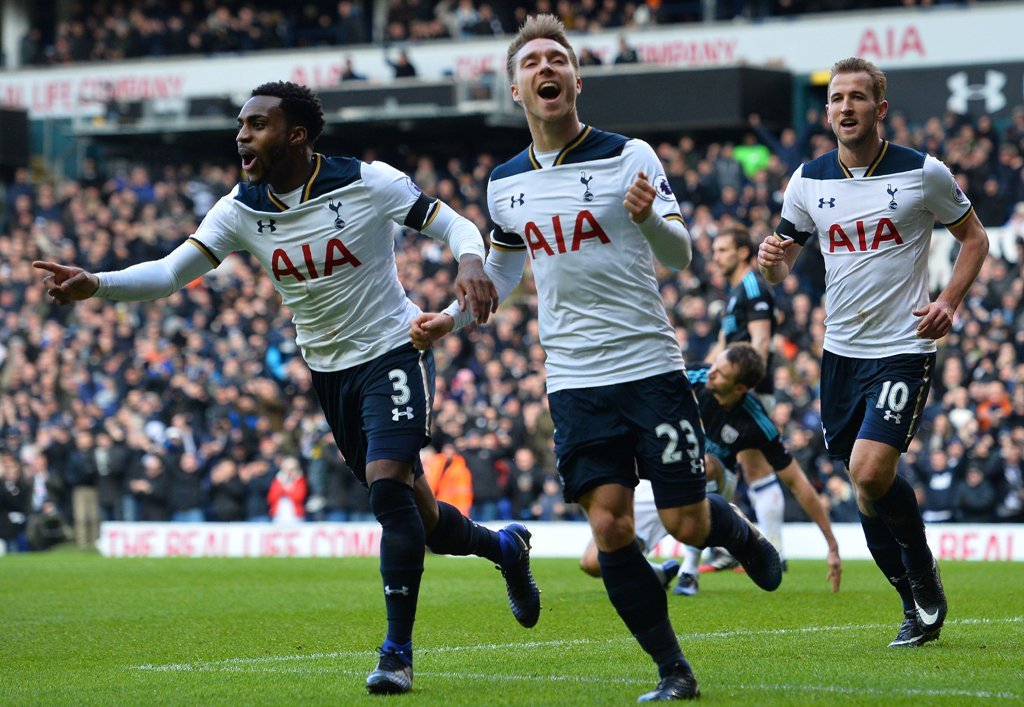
[1, 551, 1021, 705]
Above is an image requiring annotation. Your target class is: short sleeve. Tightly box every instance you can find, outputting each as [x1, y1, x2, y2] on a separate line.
[921, 155, 973, 228]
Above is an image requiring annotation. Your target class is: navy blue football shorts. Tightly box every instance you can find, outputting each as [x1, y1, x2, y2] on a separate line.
[548, 369, 707, 508]
[820, 349, 935, 464]
[311, 343, 435, 486]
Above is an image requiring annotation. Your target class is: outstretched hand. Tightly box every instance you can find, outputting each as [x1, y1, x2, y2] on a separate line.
[410, 312, 454, 351]
[826, 547, 842, 593]
[624, 171, 655, 224]
[32, 261, 100, 305]
[913, 300, 955, 340]
[454, 256, 498, 325]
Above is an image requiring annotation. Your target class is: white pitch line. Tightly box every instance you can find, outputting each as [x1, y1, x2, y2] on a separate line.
[131, 616, 1023, 673]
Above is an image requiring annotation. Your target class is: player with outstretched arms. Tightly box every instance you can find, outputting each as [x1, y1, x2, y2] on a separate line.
[412, 15, 782, 701]
[758, 57, 988, 648]
[34, 81, 540, 696]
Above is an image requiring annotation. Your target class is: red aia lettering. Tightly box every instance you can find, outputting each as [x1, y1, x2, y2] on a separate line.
[523, 211, 610, 259]
[272, 238, 362, 280]
[828, 218, 903, 253]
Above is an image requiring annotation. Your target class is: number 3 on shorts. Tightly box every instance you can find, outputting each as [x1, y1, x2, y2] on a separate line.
[388, 369, 411, 405]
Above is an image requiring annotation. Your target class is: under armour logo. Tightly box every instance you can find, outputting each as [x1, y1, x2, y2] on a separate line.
[580, 172, 594, 202]
[887, 184, 899, 211]
[384, 585, 410, 596]
[256, 219, 276, 233]
[327, 200, 346, 229]
[391, 407, 414, 421]
[883, 410, 902, 424]
[947, 70, 1006, 114]
[510, 193, 525, 208]
[818, 197, 836, 209]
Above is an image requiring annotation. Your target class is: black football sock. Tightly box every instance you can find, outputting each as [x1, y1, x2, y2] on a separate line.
[702, 493, 751, 550]
[598, 539, 686, 676]
[859, 509, 915, 612]
[425, 500, 503, 565]
[870, 475, 933, 574]
[369, 479, 425, 648]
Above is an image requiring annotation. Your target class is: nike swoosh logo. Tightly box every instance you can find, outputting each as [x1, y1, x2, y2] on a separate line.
[917, 604, 940, 625]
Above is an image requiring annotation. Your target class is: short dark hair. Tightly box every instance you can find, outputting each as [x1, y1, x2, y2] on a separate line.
[722, 344, 765, 390]
[506, 14, 578, 83]
[251, 81, 326, 146]
[715, 224, 753, 260]
[830, 57, 887, 103]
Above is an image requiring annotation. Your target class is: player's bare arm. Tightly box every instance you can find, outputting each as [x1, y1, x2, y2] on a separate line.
[913, 211, 988, 340]
[623, 171, 656, 223]
[757, 235, 800, 284]
[741, 449, 842, 592]
[32, 261, 100, 305]
[747, 318, 773, 365]
[454, 255, 499, 325]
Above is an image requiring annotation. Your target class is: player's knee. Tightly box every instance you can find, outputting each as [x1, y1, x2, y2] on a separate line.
[579, 548, 601, 577]
[589, 512, 635, 550]
[662, 506, 709, 546]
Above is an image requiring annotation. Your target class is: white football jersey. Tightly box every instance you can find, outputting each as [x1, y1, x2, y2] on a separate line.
[487, 127, 687, 393]
[777, 142, 972, 358]
[190, 155, 434, 371]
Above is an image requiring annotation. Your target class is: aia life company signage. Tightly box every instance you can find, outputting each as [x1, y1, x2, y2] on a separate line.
[927, 524, 1021, 562]
[99, 522, 382, 558]
[884, 62, 1024, 125]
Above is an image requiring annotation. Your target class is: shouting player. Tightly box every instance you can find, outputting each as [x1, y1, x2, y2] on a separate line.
[34, 81, 540, 695]
[412, 15, 781, 701]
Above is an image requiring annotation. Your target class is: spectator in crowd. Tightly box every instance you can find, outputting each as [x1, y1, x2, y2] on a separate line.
[1, 452, 31, 552]
[613, 34, 638, 64]
[267, 456, 308, 523]
[93, 428, 133, 522]
[385, 48, 418, 78]
[954, 463, 999, 523]
[208, 458, 247, 522]
[423, 442, 474, 517]
[68, 429, 101, 548]
[130, 454, 171, 522]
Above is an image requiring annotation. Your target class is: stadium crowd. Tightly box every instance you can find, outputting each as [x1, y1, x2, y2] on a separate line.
[13, 0, 993, 67]
[1, 101, 1023, 553]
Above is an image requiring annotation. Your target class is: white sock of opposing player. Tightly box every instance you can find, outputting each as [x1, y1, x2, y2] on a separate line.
[681, 545, 701, 576]
[748, 473, 785, 559]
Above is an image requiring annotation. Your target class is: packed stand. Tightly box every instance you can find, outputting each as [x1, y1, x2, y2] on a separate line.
[1, 106, 1023, 553]
[12, 0, 989, 68]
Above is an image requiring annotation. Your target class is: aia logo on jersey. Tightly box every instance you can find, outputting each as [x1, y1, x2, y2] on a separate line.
[523, 210, 610, 259]
[271, 240, 362, 281]
[828, 218, 903, 252]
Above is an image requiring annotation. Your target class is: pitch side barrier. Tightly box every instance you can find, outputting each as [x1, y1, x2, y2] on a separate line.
[94, 521, 1024, 560]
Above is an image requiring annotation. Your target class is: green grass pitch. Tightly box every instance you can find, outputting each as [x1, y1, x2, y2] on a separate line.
[2, 552, 1021, 705]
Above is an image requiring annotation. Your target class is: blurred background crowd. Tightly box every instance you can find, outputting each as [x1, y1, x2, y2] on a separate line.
[2, 0, 1023, 554]
[15, 0, 985, 67]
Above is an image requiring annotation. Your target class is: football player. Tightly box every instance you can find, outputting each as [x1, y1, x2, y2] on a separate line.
[411, 14, 782, 701]
[758, 57, 988, 647]
[34, 81, 541, 695]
